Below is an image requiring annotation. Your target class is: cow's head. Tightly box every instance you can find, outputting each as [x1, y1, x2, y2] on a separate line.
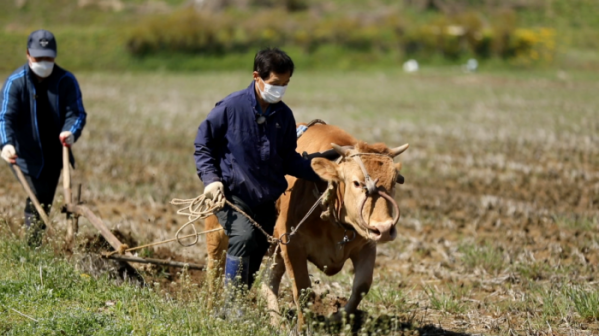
[311, 142, 408, 243]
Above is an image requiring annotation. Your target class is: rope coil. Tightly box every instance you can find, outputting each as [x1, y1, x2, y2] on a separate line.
[106, 195, 226, 257]
[171, 194, 226, 247]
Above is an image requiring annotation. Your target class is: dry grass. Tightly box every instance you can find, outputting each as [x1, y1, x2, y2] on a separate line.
[1, 68, 598, 335]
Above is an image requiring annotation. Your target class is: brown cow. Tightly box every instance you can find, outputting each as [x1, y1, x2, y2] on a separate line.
[204, 123, 408, 325]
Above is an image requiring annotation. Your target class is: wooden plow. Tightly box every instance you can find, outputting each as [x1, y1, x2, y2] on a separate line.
[56, 146, 205, 274]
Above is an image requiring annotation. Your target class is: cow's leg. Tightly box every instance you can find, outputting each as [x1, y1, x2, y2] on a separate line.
[205, 215, 228, 276]
[261, 247, 286, 325]
[343, 244, 376, 315]
[281, 241, 312, 330]
[205, 215, 228, 304]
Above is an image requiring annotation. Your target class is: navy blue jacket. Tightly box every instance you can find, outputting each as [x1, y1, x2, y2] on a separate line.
[0, 64, 86, 178]
[194, 81, 320, 208]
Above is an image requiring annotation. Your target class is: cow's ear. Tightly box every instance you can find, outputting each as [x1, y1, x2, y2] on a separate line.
[394, 162, 405, 184]
[311, 158, 341, 182]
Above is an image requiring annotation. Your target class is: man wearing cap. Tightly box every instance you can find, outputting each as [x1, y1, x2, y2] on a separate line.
[0, 29, 87, 244]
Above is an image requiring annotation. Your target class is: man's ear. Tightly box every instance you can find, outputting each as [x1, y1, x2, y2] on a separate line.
[311, 158, 341, 182]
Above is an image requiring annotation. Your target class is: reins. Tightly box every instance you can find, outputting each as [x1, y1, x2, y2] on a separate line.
[107, 190, 326, 257]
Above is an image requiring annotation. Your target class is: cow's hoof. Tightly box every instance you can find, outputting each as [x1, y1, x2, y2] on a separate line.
[329, 310, 347, 324]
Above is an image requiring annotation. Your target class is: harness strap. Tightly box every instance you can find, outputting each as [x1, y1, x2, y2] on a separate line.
[297, 119, 327, 139]
[283, 191, 326, 244]
[306, 119, 327, 127]
[351, 155, 379, 195]
[303, 148, 340, 161]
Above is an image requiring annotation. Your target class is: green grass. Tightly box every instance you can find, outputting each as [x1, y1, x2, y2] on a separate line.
[538, 286, 571, 322]
[458, 242, 506, 275]
[516, 261, 552, 281]
[424, 286, 466, 314]
[367, 284, 409, 312]
[553, 215, 598, 232]
[0, 231, 280, 335]
[569, 287, 599, 322]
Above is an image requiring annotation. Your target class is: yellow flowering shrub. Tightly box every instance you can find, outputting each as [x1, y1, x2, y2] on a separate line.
[509, 28, 557, 65]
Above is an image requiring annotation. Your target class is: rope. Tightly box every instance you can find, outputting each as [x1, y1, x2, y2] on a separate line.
[106, 194, 226, 257]
[171, 194, 226, 246]
[105, 228, 224, 257]
[107, 192, 325, 257]
[228, 202, 278, 242]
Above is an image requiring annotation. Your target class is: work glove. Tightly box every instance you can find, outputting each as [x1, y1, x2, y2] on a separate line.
[204, 181, 224, 204]
[1, 145, 17, 164]
[59, 131, 74, 146]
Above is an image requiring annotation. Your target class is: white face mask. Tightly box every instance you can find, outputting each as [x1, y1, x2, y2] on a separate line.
[29, 61, 54, 78]
[258, 78, 287, 104]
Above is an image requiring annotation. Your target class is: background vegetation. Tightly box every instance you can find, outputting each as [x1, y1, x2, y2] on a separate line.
[1, 0, 598, 72]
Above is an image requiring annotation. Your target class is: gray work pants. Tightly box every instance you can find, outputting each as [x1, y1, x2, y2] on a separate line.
[215, 197, 277, 284]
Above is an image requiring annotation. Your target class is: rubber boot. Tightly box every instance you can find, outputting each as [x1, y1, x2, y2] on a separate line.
[219, 254, 250, 319]
[24, 211, 36, 229]
[24, 211, 44, 248]
[224, 254, 250, 287]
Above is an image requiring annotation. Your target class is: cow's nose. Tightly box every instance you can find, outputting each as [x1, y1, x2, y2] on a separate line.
[368, 221, 397, 242]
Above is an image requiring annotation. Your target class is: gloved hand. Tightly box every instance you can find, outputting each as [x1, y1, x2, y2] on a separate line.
[1, 145, 17, 164]
[59, 131, 74, 146]
[204, 181, 224, 203]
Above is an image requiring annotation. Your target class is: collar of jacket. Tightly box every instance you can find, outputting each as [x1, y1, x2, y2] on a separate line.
[244, 80, 283, 117]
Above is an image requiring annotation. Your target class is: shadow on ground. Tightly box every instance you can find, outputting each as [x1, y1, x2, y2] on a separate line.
[297, 310, 471, 335]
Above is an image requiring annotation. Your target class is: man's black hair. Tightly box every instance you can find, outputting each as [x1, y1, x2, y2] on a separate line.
[253, 48, 294, 79]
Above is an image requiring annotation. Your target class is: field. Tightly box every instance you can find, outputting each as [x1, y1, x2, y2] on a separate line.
[0, 68, 598, 335]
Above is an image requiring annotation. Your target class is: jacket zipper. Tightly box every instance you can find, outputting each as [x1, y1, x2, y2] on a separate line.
[31, 82, 45, 177]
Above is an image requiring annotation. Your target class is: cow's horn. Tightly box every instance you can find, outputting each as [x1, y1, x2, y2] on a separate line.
[389, 143, 409, 157]
[331, 143, 351, 157]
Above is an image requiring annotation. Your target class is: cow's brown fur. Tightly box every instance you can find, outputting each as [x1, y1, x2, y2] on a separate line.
[204, 123, 407, 326]
[205, 215, 228, 273]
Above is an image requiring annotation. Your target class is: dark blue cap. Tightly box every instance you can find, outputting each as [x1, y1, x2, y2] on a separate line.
[27, 30, 57, 58]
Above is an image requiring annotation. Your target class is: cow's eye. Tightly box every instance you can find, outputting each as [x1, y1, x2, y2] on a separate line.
[353, 181, 361, 188]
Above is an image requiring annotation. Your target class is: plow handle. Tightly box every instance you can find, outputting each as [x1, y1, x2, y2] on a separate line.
[12, 164, 54, 232]
[63, 146, 71, 204]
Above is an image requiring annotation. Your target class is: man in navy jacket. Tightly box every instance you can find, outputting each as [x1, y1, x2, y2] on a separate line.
[0, 30, 87, 244]
[194, 48, 320, 291]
